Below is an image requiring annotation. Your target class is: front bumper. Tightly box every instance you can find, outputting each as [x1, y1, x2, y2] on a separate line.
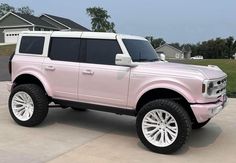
[191, 95, 227, 123]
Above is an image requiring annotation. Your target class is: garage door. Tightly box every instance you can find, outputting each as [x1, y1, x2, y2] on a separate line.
[4, 28, 29, 43]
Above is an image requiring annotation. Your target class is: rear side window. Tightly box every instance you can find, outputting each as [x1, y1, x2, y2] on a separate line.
[19, 36, 45, 54]
[84, 39, 122, 65]
[49, 37, 80, 62]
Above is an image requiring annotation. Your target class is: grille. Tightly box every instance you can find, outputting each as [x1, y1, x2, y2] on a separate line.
[213, 77, 227, 97]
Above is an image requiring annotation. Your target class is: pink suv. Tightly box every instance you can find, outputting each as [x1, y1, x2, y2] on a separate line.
[7, 31, 227, 154]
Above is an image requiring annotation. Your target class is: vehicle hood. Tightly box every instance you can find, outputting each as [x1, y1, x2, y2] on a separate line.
[135, 62, 227, 80]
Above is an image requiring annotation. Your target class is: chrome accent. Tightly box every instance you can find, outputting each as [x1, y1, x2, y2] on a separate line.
[203, 77, 227, 98]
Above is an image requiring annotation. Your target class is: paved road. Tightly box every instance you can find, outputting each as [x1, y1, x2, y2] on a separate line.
[0, 56, 10, 81]
[0, 81, 235, 163]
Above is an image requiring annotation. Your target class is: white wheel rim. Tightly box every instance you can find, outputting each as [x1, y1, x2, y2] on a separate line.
[142, 109, 178, 147]
[11, 91, 34, 121]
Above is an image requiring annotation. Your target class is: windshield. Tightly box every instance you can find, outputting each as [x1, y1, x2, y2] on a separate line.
[123, 39, 159, 62]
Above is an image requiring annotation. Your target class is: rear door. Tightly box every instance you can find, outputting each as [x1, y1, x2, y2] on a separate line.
[43, 37, 81, 101]
[78, 38, 130, 108]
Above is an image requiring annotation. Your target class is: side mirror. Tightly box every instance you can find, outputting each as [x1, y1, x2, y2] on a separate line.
[115, 54, 137, 67]
[160, 53, 166, 61]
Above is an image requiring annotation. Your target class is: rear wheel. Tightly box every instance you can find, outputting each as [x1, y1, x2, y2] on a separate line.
[136, 99, 191, 154]
[8, 84, 49, 127]
[192, 119, 210, 129]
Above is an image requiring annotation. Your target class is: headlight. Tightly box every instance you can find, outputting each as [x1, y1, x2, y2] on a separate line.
[207, 82, 214, 95]
[203, 78, 227, 98]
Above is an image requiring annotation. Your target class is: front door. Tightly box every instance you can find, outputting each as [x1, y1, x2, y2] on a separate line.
[79, 63, 130, 107]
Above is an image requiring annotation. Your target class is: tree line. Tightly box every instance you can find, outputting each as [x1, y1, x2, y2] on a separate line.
[190, 37, 236, 59]
[146, 36, 236, 59]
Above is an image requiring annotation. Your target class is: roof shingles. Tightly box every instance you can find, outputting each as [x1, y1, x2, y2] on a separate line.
[44, 14, 90, 31]
[7, 12, 89, 31]
[14, 13, 56, 28]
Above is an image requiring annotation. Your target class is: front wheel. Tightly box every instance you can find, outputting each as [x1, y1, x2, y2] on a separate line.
[136, 99, 191, 154]
[8, 84, 49, 127]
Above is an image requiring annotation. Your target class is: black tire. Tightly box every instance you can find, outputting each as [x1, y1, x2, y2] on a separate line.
[136, 99, 191, 154]
[71, 107, 87, 111]
[192, 119, 210, 129]
[8, 84, 49, 127]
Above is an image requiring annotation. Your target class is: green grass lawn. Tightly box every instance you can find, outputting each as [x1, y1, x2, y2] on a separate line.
[0, 44, 16, 56]
[170, 59, 236, 98]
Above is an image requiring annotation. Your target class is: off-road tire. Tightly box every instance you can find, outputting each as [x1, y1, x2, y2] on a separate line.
[136, 99, 191, 154]
[9, 84, 49, 127]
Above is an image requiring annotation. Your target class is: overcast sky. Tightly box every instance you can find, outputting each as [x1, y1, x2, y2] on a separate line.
[2, 0, 235, 43]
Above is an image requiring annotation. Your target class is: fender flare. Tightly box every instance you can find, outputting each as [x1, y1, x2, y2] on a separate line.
[13, 72, 53, 97]
[134, 80, 196, 108]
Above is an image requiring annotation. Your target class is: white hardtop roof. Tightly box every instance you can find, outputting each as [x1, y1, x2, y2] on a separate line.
[20, 31, 146, 40]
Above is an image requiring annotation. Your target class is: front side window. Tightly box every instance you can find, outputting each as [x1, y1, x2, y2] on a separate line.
[49, 37, 80, 62]
[123, 39, 159, 62]
[84, 39, 122, 65]
[19, 36, 45, 54]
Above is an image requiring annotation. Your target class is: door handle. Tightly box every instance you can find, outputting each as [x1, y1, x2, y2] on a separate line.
[45, 65, 55, 71]
[82, 69, 94, 75]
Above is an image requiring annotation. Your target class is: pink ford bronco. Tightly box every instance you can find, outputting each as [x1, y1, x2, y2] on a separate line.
[7, 31, 227, 154]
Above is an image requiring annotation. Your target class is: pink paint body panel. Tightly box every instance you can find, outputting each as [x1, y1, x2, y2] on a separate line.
[191, 98, 227, 122]
[43, 58, 79, 101]
[78, 63, 130, 108]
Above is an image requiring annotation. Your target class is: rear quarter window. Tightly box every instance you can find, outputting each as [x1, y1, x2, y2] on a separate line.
[19, 36, 45, 55]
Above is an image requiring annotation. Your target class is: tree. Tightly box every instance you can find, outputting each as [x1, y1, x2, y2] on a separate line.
[0, 3, 34, 17]
[17, 6, 34, 15]
[145, 36, 165, 49]
[169, 43, 182, 50]
[225, 36, 234, 58]
[86, 7, 116, 32]
[0, 3, 15, 17]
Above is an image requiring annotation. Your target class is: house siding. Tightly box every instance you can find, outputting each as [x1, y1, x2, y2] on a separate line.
[156, 46, 183, 59]
[0, 14, 31, 26]
[40, 16, 67, 30]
